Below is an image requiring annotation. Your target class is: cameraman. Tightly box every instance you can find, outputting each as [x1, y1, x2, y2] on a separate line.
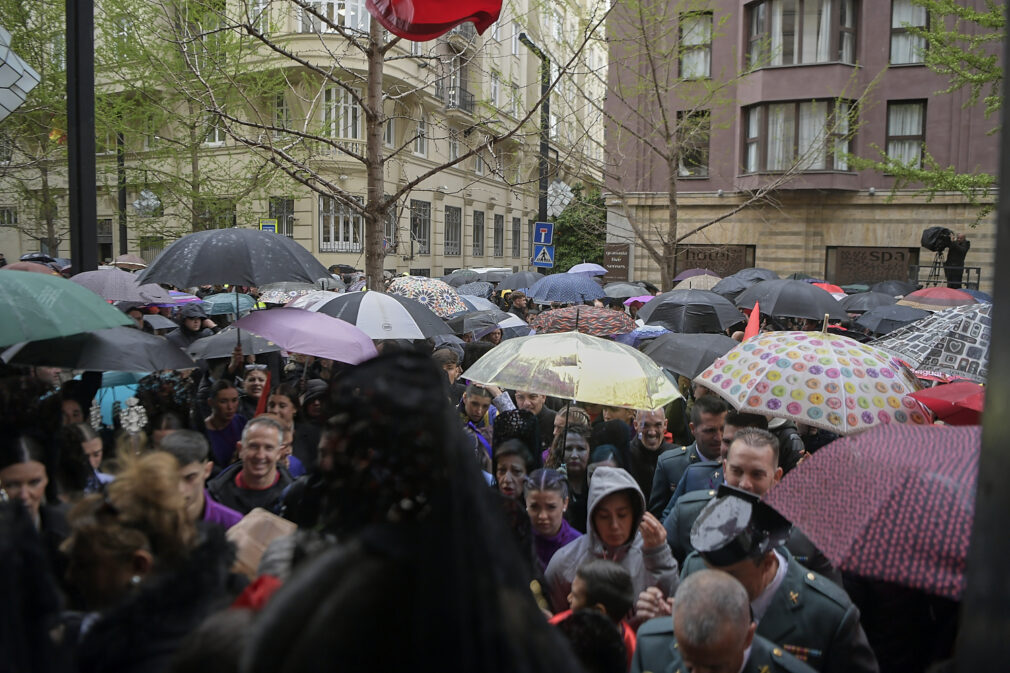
[944, 232, 970, 289]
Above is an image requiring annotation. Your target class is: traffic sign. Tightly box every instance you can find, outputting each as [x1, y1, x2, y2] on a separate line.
[259, 218, 278, 233]
[532, 244, 555, 268]
[533, 221, 554, 246]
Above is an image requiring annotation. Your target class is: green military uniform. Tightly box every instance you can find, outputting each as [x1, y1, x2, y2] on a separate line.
[681, 550, 878, 673]
[632, 617, 819, 673]
[665, 490, 843, 585]
[647, 442, 702, 517]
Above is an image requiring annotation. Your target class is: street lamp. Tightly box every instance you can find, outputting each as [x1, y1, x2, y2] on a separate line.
[519, 32, 549, 230]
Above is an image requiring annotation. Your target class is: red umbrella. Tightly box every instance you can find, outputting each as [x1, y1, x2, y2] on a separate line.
[765, 424, 980, 600]
[910, 381, 985, 425]
[897, 287, 977, 311]
[366, 0, 501, 41]
[529, 305, 636, 337]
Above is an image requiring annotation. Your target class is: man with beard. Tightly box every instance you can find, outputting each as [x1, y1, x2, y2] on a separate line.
[626, 408, 670, 503]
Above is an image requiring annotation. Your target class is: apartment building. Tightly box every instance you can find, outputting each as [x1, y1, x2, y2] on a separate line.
[603, 0, 999, 289]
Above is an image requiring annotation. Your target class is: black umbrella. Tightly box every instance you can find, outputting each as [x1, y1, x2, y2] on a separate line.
[870, 280, 918, 297]
[187, 327, 282, 360]
[732, 267, 779, 282]
[447, 309, 513, 334]
[786, 272, 819, 280]
[839, 291, 898, 314]
[603, 282, 647, 299]
[441, 271, 480, 288]
[637, 289, 745, 333]
[136, 228, 330, 288]
[499, 270, 542, 290]
[642, 333, 738, 379]
[855, 305, 932, 335]
[710, 275, 756, 302]
[5, 326, 196, 372]
[143, 314, 178, 331]
[479, 269, 511, 282]
[735, 279, 847, 321]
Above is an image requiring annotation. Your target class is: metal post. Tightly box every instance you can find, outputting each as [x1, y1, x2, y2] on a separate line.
[117, 131, 127, 255]
[956, 5, 1010, 668]
[519, 33, 549, 272]
[66, 0, 98, 271]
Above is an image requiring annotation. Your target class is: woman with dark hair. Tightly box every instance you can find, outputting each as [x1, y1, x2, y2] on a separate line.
[267, 383, 319, 469]
[525, 468, 581, 575]
[149, 411, 186, 450]
[493, 439, 534, 500]
[62, 452, 236, 673]
[58, 423, 113, 498]
[238, 365, 269, 420]
[203, 379, 245, 468]
[545, 424, 592, 534]
[243, 352, 584, 673]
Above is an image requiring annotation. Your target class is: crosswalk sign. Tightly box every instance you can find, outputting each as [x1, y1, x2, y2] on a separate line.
[532, 244, 555, 268]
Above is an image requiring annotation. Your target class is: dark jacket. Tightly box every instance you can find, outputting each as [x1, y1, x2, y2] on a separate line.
[627, 437, 669, 504]
[633, 618, 819, 673]
[647, 443, 704, 518]
[165, 325, 213, 350]
[76, 527, 238, 673]
[681, 550, 879, 673]
[207, 462, 294, 515]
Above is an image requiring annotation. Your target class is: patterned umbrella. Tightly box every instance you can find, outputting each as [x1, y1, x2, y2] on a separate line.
[201, 293, 256, 316]
[695, 331, 931, 435]
[872, 303, 991, 383]
[529, 305, 636, 337]
[528, 273, 605, 304]
[909, 381, 985, 425]
[456, 281, 495, 299]
[765, 424, 980, 600]
[897, 287, 977, 311]
[673, 268, 719, 282]
[855, 305, 931, 335]
[286, 290, 344, 310]
[638, 289, 745, 333]
[388, 276, 468, 318]
[673, 274, 721, 291]
[840, 291, 898, 314]
[462, 331, 682, 410]
[259, 282, 327, 304]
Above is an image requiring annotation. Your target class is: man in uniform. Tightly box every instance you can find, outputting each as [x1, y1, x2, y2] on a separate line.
[677, 486, 879, 673]
[633, 569, 818, 673]
[663, 428, 838, 583]
[647, 395, 727, 518]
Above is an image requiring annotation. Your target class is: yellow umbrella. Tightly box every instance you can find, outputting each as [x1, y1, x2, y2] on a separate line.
[462, 331, 682, 410]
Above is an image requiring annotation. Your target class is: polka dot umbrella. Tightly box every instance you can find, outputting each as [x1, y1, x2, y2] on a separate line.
[694, 331, 932, 435]
[387, 276, 467, 318]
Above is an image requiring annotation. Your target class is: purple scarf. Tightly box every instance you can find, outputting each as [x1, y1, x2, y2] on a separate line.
[533, 518, 582, 573]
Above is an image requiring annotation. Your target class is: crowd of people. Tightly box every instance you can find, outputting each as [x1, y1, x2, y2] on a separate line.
[0, 267, 963, 673]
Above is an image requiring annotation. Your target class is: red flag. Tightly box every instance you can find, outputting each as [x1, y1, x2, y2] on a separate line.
[744, 301, 760, 341]
[255, 370, 272, 417]
[366, 0, 501, 41]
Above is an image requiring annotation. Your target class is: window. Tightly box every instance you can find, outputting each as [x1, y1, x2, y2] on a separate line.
[269, 197, 295, 237]
[300, 0, 369, 33]
[492, 20, 500, 41]
[319, 196, 363, 252]
[493, 214, 504, 256]
[509, 82, 519, 115]
[677, 110, 710, 177]
[384, 204, 398, 250]
[0, 207, 17, 227]
[0, 135, 11, 163]
[384, 117, 395, 147]
[886, 101, 925, 166]
[195, 197, 236, 229]
[203, 114, 226, 146]
[410, 40, 423, 56]
[490, 72, 500, 107]
[414, 116, 428, 156]
[550, 8, 563, 42]
[112, 15, 131, 58]
[475, 152, 485, 175]
[248, 0, 269, 32]
[742, 99, 852, 172]
[472, 210, 485, 256]
[891, 0, 926, 64]
[273, 94, 291, 136]
[139, 236, 165, 263]
[679, 12, 712, 79]
[324, 86, 362, 141]
[449, 129, 459, 160]
[747, 0, 857, 68]
[410, 199, 431, 254]
[528, 219, 534, 256]
[444, 205, 462, 255]
[511, 216, 521, 257]
[549, 112, 558, 139]
[512, 22, 521, 55]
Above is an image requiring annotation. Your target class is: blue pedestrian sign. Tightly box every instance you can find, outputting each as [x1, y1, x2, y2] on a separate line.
[533, 221, 554, 246]
[532, 244, 555, 268]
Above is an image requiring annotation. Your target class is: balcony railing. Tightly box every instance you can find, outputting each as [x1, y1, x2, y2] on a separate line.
[446, 23, 476, 42]
[320, 240, 363, 253]
[434, 80, 475, 114]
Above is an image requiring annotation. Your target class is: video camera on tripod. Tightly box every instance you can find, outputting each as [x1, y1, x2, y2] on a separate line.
[921, 226, 954, 253]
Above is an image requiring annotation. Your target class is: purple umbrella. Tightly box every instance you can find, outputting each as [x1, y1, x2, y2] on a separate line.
[673, 268, 720, 282]
[233, 307, 377, 364]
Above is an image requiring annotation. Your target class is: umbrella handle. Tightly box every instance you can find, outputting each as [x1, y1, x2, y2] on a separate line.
[822, 313, 829, 332]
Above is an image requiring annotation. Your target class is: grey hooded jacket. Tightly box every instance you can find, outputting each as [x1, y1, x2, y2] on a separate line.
[543, 466, 679, 612]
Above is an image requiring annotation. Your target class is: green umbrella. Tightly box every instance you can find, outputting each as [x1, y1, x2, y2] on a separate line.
[202, 292, 256, 315]
[0, 271, 133, 348]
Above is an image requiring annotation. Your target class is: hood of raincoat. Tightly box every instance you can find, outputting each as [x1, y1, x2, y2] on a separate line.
[585, 466, 645, 555]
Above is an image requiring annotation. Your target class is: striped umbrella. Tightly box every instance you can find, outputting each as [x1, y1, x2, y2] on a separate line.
[309, 291, 452, 339]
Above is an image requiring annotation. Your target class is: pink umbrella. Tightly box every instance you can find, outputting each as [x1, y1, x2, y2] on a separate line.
[233, 307, 377, 364]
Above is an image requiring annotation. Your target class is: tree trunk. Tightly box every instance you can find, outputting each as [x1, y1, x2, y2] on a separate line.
[363, 22, 385, 293]
[663, 155, 679, 291]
